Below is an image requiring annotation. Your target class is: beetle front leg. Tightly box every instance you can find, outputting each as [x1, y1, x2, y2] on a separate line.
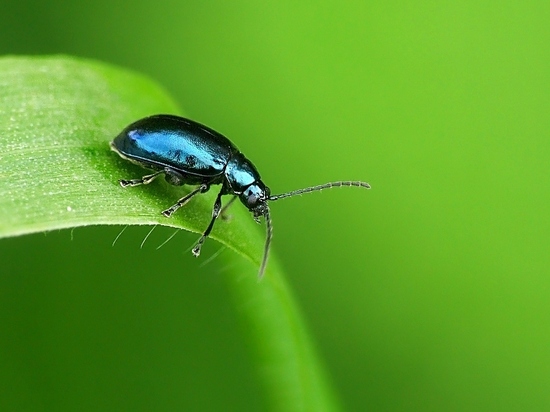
[191, 188, 224, 257]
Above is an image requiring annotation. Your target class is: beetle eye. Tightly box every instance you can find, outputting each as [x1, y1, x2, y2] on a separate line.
[247, 193, 259, 207]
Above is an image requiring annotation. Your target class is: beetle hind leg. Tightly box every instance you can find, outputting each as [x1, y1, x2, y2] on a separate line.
[119, 166, 185, 188]
[119, 169, 165, 187]
[164, 169, 186, 186]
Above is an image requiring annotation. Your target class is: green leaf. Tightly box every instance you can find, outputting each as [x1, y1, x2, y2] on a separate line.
[0, 55, 340, 411]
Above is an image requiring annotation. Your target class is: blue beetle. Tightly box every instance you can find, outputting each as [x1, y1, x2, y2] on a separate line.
[111, 114, 370, 277]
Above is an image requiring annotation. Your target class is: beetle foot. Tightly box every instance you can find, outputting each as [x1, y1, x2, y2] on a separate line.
[192, 242, 203, 257]
[162, 208, 175, 218]
[119, 179, 134, 187]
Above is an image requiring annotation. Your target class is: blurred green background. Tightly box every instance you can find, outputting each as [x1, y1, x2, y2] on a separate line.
[1, 1, 549, 410]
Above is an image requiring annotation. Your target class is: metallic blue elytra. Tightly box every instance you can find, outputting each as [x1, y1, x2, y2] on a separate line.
[111, 114, 371, 278]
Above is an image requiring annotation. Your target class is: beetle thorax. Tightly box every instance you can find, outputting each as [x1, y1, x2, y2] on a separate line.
[225, 153, 261, 192]
[225, 153, 270, 214]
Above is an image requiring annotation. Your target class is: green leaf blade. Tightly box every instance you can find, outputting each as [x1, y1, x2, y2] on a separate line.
[0, 55, 340, 411]
[0, 55, 179, 233]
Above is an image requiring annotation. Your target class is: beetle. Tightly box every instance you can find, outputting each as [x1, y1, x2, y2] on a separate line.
[110, 114, 370, 278]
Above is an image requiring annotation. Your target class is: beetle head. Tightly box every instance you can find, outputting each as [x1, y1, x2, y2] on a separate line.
[239, 181, 271, 220]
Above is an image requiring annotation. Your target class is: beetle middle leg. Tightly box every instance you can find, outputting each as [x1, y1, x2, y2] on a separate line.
[220, 195, 237, 221]
[191, 188, 224, 257]
[162, 183, 209, 217]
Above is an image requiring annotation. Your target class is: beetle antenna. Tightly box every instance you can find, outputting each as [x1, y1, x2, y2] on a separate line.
[259, 206, 273, 279]
[269, 180, 370, 201]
